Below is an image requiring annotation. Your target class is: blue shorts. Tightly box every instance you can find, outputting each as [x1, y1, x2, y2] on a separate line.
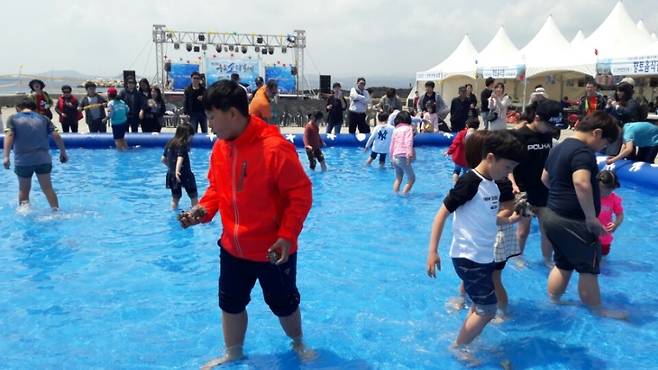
[112, 123, 128, 140]
[452, 258, 497, 315]
[453, 164, 467, 175]
[219, 246, 300, 317]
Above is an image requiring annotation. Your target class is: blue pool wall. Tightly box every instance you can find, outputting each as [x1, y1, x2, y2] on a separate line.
[1, 133, 657, 188]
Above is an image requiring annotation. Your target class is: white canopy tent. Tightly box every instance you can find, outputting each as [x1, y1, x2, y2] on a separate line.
[476, 27, 524, 79]
[571, 30, 585, 46]
[637, 20, 651, 38]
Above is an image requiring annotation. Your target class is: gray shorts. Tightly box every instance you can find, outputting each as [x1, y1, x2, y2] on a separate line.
[392, 155, 415, 181]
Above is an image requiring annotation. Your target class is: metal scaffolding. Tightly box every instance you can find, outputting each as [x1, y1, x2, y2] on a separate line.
[152, 25, 306, 95]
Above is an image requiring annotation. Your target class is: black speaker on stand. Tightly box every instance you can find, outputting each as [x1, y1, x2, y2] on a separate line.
[320, 75, 331, 94]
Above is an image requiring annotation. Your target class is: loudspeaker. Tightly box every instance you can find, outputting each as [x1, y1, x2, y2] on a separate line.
[320, 75, 331, 94]
[123, 70, 136, 86]
[164, 62, 171, 72]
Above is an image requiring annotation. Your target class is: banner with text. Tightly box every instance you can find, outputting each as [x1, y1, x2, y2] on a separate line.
[597, 55, 658, 76]
[265, 65, 297, 94]
[205, 58, 260, 91]
[477, 65, 525, 79]
[170, 63, 200, 90]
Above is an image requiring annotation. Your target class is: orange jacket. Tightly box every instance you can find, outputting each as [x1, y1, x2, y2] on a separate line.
[199, 115, 312, 262]
[249, 86, 272, 122]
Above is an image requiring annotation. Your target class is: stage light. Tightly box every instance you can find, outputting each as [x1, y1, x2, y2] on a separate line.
[198, 33, 205, 42]
[193, 45, 200, 52]
[281, 46, 287, 53]
[268, 47, 274, 55]
[255, 46, 260, 52]
[241, 46, 247, 54]
[256, 35, 264, 44]
[261, 48, 268, 55]
[174, 43, 180, 50]
[224, 46, 229, 52]
[286, 35, 296, 44]
[229, 45, 234, 51]
[166, 32, 173, 40]
[186, 43, 193, 52]
[201, 44, 207, 51]
[216, 44, 222, 53]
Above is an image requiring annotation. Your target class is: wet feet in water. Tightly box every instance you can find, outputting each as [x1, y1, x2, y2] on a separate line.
[200, 346, 244, 370]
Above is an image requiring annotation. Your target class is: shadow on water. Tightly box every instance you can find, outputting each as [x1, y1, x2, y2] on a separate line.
[603, 293, 658, 327]
[222, 348, 372, 370]
[493, 337, 607, 370]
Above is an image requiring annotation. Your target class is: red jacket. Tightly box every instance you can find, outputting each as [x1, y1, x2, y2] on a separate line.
[199, 115, 312, 262]
[447, 128, 468, 168]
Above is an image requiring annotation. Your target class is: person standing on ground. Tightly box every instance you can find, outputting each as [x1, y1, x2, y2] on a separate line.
[249, 79, 278, 124]
[138, 78, 152, 100]
[480, 78, 495, 130]
[541, 111, 627, 320]
[184, 72, 207, 134]
[28, 79, 53, 119]
[55, 85, 82, 133]
[141, 86, 166, 133]
[348, 77, 371, 134]
[487, 82, 511, 131]
[606, 82, 641, 156]
[419, 81, 449, 121]
[450, 86, 471, 132]
[178, 80, 313, 368]
[3, 98, 68, 210]
[79, 81, 107, 133]
[325, 82, 346, 134]
[465, 83, 478, 117]
[605, 121, 658, 164]
[509, 100, 563, 267]
[376, 88, 402, 113]
[579, 81, 606, 118]
[120, 78, 144, 133]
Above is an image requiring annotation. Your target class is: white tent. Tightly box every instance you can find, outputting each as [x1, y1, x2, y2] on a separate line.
[585, 1, 655, 60]
[571, 30, 585, 46]
[652, 33, 657, 41]
[637, 20, 651, 38]
[416, 35, 478, 81]
[521, 16, 595, 78]
[476, 27, 524, 79]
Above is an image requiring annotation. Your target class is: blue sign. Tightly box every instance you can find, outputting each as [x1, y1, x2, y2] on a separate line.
[265, 66, 297, 94]
[205, 58, 260, 91]
[170, 63, 200, 91]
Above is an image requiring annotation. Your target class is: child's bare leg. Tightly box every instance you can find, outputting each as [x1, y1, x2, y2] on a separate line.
[492, 269, 508, 315]
[36, 173, 59, 210]
[200, 310, 247, 369]
[578, 273, 628, 320]
[516, 216, 531, 253]
[401, 170, 415, 195]
[190, 197, 198, 207]
[547, 267, 572, 303]
[320, 160, 327, 172]
[455, 305, 495, 346]
[18, 176, 32, 205]
[171, 197, 180, 210]
[365, 157, 373, 166]
[393, 176, 402, 193]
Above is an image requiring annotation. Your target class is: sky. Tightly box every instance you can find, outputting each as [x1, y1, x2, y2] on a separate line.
[1, 0, 657, 86]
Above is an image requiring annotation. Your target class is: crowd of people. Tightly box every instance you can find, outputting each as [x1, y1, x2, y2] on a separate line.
[2, 72, 657, 367]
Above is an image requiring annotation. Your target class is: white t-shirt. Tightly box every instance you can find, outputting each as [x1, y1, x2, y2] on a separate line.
[365, 123, 394, 154]
[444, 170, 500, 263]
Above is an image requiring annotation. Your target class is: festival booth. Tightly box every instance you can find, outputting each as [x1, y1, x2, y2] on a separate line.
[475, 27, 525, 103]
[521, 16, 596, 106]
[586, 2, 658, 99]
[415, 35, 478, 103]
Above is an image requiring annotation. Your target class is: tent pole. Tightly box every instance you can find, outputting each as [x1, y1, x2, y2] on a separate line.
[523, 76, 528, 113]
[560, 73, 564, 102]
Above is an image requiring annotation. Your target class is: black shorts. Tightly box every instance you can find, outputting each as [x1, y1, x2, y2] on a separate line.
[526, 188, 548, 208]
[494, 261, 507, 270]
[14, 163, 52, 178]
[452, 258, 497, 315]
[305, 147, 325, 170]
[370, 151, 386, 163]
[219, 247, 300, 317]
[541, 208, 601, 275]
[166, 172, 198, 199]
[112, 123, 128, 140]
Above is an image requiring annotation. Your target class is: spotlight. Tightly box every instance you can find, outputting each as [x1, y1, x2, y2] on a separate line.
[241, 46, 247, 54]
[201, 44, 207, 51]
[286, 35, 296, 44]
[174, 43, 180, 50]
[281, 46, 287, 54]
[255, 46, 260, 53]
[198, 33, 205, 42]
[261, 48, 268, 55]
[166, 32, 173, 40]
[268, 47, 274, 55]
[229, 45, 234, 52]
[186, 43, 193, 52]
[193, 45, 200, 52]
[224, 46, 229, 52]
[256, 35, 264, 44]
[215, 44, 222, 53]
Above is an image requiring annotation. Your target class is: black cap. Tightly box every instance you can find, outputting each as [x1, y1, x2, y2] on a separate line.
[535, 99, 565, 128]
[28, 79, 45, 90]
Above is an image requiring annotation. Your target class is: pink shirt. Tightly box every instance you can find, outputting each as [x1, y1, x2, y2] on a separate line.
[390, 123, 414, 157]
[598, 192, 623, 245]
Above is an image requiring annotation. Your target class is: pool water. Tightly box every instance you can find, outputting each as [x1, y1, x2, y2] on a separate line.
[1, 146, 658, 370]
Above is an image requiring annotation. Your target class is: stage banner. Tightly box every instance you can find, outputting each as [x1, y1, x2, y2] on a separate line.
[477, 65, 525, 79]
[170, 63, 200, 90]
[205, 58, 260, 90]
[597, 55, 658, 76]
[265, 65, 297, 94]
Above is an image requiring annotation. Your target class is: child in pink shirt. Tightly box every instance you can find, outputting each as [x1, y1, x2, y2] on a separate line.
[390, 111, 415, 194]
[597, 170, 624, 256]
